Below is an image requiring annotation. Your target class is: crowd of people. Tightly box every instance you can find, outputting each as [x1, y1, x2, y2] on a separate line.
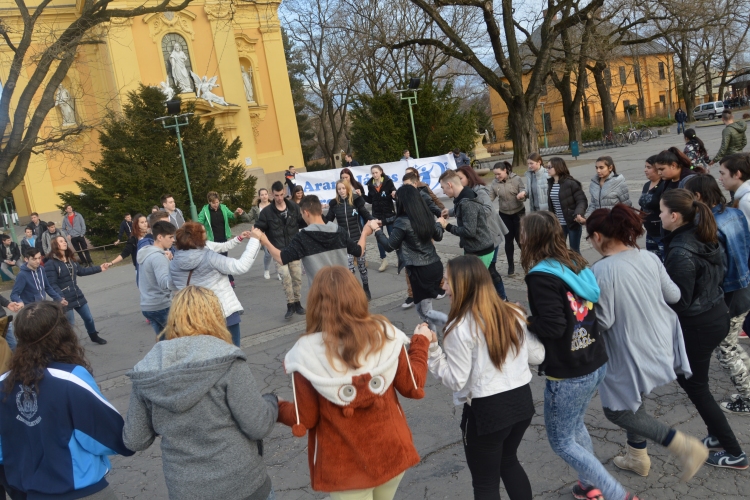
[0, 116, 749, 500]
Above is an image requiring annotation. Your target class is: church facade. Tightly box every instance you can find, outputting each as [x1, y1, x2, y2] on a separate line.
[0, 0, 303, 222]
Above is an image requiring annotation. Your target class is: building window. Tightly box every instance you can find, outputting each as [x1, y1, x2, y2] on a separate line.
[604, 68, 612, 87]
[619, 66, 627, 86]
[623, 100, 630, 111]
[658, 62, 666, 80]
[542, 112, 552, 132]
[161, 33, 195, 92]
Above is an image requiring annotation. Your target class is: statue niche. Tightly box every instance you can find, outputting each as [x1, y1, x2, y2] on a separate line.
[161, 33, 194, 94]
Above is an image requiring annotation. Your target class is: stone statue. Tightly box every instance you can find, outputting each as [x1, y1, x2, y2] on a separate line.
[158, 82, 174, 102]
[241, 65, 255, 103]
[55, 84, 76, 126]
[190, 72, 228, 107]
[169, 44, 193, 93]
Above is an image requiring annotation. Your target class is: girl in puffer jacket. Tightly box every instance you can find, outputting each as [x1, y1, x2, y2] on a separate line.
[584, 156, 632, 218]
[325, 180, 374, 298]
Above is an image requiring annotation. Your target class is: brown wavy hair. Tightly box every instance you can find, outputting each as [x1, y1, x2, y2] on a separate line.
[50, 234, 77, 262]
[175, 221, 207, 250]
[445, 256, 526, 369]
[520, 211, 588, 273]
[3, 301, 91, 395]
[161, 286, 232, 343]
[304, 266, 393, 371]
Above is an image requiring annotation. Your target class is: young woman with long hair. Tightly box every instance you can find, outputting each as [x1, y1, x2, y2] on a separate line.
[654, 147, 705, 193]
[454, 165, 508, 299]
[660, 189, 748, 469]
[429, 255, 544, 500]
[0, 301, 134, 499]
[123, 286, 279, 500]
[683, 128, 710, 170]
[277, 266, 431, 500]
[325, 179, 373, 297]
[291, 185, 305, 205]
[340, 167, 365, 196]
[364, 165, 397, 272]
[524, 152, 548, 212]
[45, 235, 109, 345]
[521, 211, 640, 500]
[684, 175, 750, 417]
[170, 221, 261, 347]
[639, 156, 665, 259]
[585, 205, 705, 481]
[371, 184, 447, 331]
[106, 213, 148, 281]
[489, 161, 525, 275]
[245, 188, 276, 279]
[546, 157, 588, 253]
[583, 156, 631, 219]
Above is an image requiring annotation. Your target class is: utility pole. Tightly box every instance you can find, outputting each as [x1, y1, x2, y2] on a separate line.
[396, 78, 422, 158]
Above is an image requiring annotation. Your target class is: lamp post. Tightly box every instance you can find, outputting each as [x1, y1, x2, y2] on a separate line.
[156, 98, 199, 221]
[540, 102, 549, 149]
[395, 78, 421, 158]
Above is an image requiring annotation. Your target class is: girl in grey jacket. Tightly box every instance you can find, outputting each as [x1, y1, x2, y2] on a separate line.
[584, 156, 632, 218]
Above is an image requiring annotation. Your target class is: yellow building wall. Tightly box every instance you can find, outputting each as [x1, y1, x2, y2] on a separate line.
[0, 0, 304, 222]
[490, 53, 679, 147]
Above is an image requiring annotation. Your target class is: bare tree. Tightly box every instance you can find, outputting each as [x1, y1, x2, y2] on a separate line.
[0, 0, 199, 199]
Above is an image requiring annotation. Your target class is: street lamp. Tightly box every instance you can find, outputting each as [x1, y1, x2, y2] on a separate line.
[395, 78, 421, 158]
[156, 98, 199, 221]
[540, 102, 548, 149]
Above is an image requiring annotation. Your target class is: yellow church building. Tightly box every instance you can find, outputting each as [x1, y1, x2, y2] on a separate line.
[0, 0, 304, 222]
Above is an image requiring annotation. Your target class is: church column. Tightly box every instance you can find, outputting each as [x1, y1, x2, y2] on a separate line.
[105, 17, 142, 109]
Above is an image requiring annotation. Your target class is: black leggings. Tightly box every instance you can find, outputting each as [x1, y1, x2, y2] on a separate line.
[499, 211, 523, 263]
[70, 236, 92, 265]
[462, 413, 532, 500]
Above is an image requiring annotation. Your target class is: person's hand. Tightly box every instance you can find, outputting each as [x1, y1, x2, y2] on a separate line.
[100, 263, 110, 271]
[240, 230, 252, 240]
[9, 260, 15, 266]
[368, 219, 381, 232]
[8, 302, 22, 312]
[235, 207, 244, 215]
[516, 191, 526, 200]
[355, 189, 362, 195]
[3, 260, 10, 265]
[60, 298, 68, 307]
[250, 228, 265, 240]
[362, 224, 373, 236]
[575, 214, 586, 224]
[391, 191, 396, 199]
[437, 217, 448, 228]
[440, 208, 449, 218]
[164, 250, 173, 261]
[114, 240, 120, 245]
[414, 323, 437, 342]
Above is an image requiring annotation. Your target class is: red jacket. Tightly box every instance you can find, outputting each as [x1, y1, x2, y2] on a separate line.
[278, 332, 429, 492]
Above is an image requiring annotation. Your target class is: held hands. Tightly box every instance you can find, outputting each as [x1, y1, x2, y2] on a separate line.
[516, 191, 526, 200]
[100, 263, 110, 271]
[250, 228, 265, 240]
[436, 217, 448, 229]
[7, 302, 22, 312]
[240, 230, 253, 240]
[413, 323, 437, 343]
[235, 207, 244, 215]
[367, 219, 382, 232]
[440, 208, 449, 218]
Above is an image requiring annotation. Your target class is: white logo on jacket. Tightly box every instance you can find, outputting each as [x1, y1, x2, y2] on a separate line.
[16, 384, 41, 426]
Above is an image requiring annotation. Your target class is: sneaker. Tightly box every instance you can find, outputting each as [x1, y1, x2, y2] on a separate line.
[571, 481, 603, 500]
[378, 258, 388, 272]
[702, 435, 723, 452]
[705, 450, 749, 470]
[435, 292, 446, 300]
[401, 297, 414, 309]
[730, 393, 741, 401]
[263, 271, 270, 280]
[721, 398, 750, 415]
[89, 334, 107, 345]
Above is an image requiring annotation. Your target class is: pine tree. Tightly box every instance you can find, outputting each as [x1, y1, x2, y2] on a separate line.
[58, 85, 256, 246]
[283, 29, 316, 163]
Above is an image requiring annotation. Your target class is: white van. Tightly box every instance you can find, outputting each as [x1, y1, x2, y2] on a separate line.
[693, 101, 725, 120]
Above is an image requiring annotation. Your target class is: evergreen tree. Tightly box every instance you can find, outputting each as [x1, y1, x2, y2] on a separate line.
[350, 82, 478, 164]
[283, 29, 316, 163]
[59, 85, 256, 246]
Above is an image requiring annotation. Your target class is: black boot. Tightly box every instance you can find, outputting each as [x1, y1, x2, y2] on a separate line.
[508, 262, 515, 275]
[89, 333, 107, 345]
[284, 303, 295, 320]
[294, 301, 306, 315]
[363, 283, 371, 301]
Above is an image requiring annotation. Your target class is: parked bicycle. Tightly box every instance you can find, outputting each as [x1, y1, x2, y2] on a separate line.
[602, 130, 625, 148]
[639, 125, 654, 142]
[625, 127, 640, 145]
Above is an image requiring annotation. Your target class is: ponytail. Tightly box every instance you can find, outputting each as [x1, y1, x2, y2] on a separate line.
[654, 147, 706, 174]
[661, 189, 717, 244]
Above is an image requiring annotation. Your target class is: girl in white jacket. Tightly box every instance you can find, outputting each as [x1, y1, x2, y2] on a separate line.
[428, 255, 544, 500]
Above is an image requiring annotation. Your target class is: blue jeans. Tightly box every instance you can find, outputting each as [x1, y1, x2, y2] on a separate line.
[544, 364, 626, 500]
[142, 307, 170, 339]
[65, 303, 98, 336]
[646, 234, 664, 261]
[491, 247, 507, 300]
[562, 225, 582, 254]
[5, 321, 16, 351]
[376, 223, 393, 259]
[227, 322, 241, 347]
[677, 121, 685, 134]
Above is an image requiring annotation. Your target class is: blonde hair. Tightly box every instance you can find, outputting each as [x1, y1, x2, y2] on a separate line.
[335, 179, 354, 205]
[161, 286, 233, 344]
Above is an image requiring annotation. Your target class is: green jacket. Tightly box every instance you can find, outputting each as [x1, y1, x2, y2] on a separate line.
[713, 120, 747, 163]
[197, 203, 235, 241]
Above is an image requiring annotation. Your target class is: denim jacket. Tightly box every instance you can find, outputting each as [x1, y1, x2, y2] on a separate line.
[713, 205, 750, 293]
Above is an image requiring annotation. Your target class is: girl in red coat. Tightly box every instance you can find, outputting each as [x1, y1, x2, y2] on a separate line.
[278, 265, 431, 499]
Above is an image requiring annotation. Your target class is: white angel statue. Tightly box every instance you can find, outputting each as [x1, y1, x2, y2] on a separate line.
[189, 71, 228, 107]
[158, 82, 175, 102]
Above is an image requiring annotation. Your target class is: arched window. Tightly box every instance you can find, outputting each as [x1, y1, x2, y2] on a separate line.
[161, 33, 194, 92]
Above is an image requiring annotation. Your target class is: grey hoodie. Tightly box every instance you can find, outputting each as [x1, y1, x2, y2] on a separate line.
[123, 336, 278, 500]
[137, 244, 171, 311]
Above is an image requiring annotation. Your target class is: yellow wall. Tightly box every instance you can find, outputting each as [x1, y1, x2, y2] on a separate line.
[490, 53, 679, 147]
[0, 0, 304, 222]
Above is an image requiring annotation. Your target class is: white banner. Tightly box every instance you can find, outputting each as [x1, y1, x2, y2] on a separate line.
[294, 154, 458, 205]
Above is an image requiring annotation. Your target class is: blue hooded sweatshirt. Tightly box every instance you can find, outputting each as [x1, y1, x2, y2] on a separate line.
[10, 263, 63, 304]
[529, 259, 600, 303]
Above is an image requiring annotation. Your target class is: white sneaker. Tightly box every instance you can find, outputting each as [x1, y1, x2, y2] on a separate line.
[277, 273, 282, 281]
[378, 259, 388, 272]
[263, 271, 270, 280]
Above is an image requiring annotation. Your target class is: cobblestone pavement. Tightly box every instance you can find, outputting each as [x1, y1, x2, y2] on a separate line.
[58, 119, 750, 499]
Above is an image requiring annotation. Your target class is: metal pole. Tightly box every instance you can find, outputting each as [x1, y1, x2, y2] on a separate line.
[3, 198, 18, 244]
[406, 93, 420, 158]
[541, 103, 548, 149]
[173, 117, 199, 221]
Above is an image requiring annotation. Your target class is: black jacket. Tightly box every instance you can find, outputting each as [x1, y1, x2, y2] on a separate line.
[44, 256, 101, 310]
[325, 194, 372, 240]
[417, 186, 443, 218]
[365, 177, 397, 222]
[254, 200, 304, 249]
[663, 223, 726, 317]
[118, 220, 133, 241]
[525, 273, 608, 379]
[445, 187, 495, 256]
[375, 216, 443, 273]
[675, 110, 687, 122]
[119, 235, 140, 266]
[639, 180, 665, 238]
[1, 242, 20, 262]
[26, 220, 48, 239]
[0, 293, 9, 319]
[547, 177, 587, 227]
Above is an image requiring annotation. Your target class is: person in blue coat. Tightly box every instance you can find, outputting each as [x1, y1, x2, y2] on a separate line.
[0, 301, 134, 499]
[10, 248, 67, 308]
